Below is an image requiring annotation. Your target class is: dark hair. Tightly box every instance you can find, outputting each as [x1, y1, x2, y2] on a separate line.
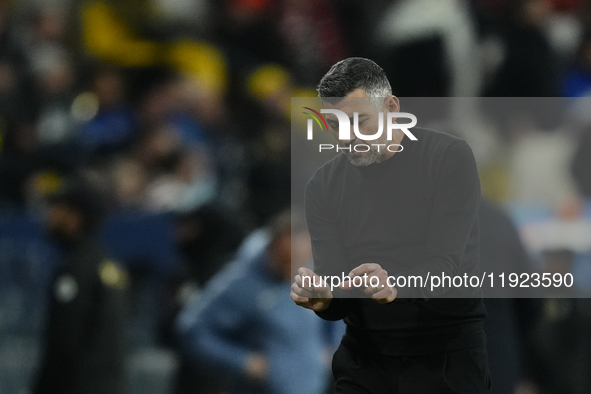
[317, 57, 392, 105]
[47, 180, 106, 232]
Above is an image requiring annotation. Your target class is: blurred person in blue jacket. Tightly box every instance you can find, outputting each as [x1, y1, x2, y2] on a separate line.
[176, 209, 328, 394]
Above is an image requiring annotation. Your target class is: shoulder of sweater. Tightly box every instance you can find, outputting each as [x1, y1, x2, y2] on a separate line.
[408, 127, 474, 168]
[411, 127, 466, 150]
[305, 128, 470, 186]
[307, 153, 347, 187]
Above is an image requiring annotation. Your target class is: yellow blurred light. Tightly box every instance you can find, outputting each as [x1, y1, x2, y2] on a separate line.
[33, 172, 64, 196]
[71, 92, 100, 122]
[247, 64, 290, 100]
[99, 260, 129, 290]
[167, 40, 228, 95]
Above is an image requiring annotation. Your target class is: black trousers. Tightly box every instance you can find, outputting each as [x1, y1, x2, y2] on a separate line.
[332, 343, 492, 394]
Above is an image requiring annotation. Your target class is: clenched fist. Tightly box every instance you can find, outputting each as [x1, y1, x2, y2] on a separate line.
[340, 263, 397, 304]
[291, 267, 333, 312]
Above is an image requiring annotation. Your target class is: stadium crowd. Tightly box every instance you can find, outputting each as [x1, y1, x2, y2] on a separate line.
[1, 0, 591, 393]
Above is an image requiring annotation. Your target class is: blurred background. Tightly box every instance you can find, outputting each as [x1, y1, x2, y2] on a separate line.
[2, 0, 591, 393]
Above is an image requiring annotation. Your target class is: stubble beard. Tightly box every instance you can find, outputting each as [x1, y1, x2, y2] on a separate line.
[341, 145, 382, 166]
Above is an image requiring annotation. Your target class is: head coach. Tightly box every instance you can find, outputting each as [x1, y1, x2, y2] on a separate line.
[291, 57, 491, 393]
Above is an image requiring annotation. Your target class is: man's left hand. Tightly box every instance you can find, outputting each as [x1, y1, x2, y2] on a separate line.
[340, 263, 397, 304]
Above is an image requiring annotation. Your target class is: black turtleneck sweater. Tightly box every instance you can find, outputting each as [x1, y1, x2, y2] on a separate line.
[304, 127, 486, 356]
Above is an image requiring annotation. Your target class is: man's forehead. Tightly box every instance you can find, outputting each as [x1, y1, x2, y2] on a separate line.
[322, 92, 375, 118]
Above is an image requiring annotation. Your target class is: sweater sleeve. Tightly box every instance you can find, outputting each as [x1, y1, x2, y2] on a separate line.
[305, 175, 352, 321]
[314, 293, 354, 321]
[175, 264, 253, 379]
[395, 140, 481, 299]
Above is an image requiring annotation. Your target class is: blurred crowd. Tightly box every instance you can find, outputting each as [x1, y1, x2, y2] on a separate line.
[2, 0, 591, 393]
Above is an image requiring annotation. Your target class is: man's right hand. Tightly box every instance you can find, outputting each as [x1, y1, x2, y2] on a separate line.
[290, 267, 333, 312]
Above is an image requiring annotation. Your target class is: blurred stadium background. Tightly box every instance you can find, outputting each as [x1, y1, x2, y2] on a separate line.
[2, 0, 591, 393]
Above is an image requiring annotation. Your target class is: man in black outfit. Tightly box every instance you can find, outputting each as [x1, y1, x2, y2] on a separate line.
[33, 181, 128, 394]
[291, 58, 491, 393]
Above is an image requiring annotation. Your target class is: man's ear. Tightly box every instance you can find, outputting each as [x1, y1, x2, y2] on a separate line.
[386, 95, 400, 112]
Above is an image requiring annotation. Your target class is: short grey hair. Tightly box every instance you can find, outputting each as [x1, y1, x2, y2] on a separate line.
[317, 57, 392, 108]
